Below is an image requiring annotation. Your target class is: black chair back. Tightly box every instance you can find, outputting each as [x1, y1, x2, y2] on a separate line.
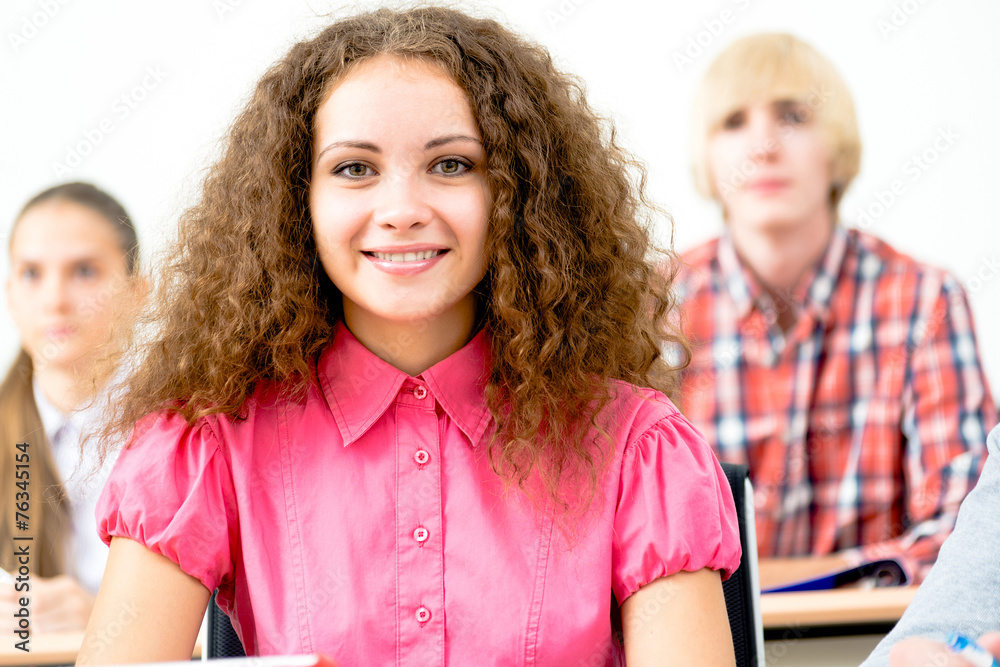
[608, 462, 763, 665]
[720, 461, 764, 667]
[207, 590, 246, 658]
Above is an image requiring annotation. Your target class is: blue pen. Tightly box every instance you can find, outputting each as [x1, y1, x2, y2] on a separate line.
[946, 633, 1000, 667]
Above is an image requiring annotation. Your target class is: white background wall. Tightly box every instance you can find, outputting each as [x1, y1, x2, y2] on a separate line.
[1, 0, 998, 394]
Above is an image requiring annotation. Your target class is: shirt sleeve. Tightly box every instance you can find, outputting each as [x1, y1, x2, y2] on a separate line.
[860, 274, 997, 579]
[96, 410, 239, 593]
[611, 411, 742, 604]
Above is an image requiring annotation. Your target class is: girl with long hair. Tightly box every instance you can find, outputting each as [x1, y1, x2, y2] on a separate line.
[81, 7, 740, 665]
[0, 182, 141, 632]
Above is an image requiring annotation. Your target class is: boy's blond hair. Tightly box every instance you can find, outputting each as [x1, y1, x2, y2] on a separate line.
[692, 33, 862, 213]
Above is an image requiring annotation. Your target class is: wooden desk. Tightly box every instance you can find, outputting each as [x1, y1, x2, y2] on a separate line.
[0, 632, 84, 666]
[762, 586, 918, 629]
[0, 629, 203, 666]
[0, 590, 914, 666]
[761, 587, 918, 667]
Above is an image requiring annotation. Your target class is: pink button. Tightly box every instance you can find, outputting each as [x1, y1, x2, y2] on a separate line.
[415, 606, 431, 623]
[413, 526, 429, 543]
[413, 385, 427, 399]
[414, 450, 430, 465]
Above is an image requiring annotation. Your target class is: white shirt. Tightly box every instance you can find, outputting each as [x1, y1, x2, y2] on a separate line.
[33, 380, 118, 594]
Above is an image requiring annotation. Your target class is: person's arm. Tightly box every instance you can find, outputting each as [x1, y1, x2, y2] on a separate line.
[621, 568, 735, 667]
[860, 276, 995, 577]
[77, 537, 210, 665]
[860, 426, 1000, 667]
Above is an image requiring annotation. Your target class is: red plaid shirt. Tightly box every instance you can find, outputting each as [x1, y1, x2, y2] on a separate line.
[678, 227, 996, 580]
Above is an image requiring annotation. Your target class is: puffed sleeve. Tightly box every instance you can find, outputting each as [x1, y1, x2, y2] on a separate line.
[96, 411, 239, 593]
[612, 412, 742, 604]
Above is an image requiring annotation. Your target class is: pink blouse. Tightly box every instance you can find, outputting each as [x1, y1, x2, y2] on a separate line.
[97, 324, 740, 666]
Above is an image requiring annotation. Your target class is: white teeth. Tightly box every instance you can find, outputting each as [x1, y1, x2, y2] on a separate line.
[371, 250, 442, 262]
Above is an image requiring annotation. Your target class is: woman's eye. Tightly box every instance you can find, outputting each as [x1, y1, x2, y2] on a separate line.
[74, 264, 97, 279]
[722, 111, 745, 130]
[432, 158, 471, 176]
[19, 267, 39, 282]
[334, 162, 375, 179]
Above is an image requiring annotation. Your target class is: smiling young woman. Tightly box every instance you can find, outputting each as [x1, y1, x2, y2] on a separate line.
[79, 8, 741, 666]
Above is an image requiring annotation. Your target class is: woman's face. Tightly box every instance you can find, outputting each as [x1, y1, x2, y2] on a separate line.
[6, 200, 132, 374]
[309, 55, 490, 337]
[707, 98, 833, 232]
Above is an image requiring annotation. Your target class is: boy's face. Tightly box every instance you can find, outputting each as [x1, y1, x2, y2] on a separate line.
[707, 98, 833, 233]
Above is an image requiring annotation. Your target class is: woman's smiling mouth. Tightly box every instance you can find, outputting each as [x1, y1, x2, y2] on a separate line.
[362, 247, 450, 275]
[366, 249, 445, 262]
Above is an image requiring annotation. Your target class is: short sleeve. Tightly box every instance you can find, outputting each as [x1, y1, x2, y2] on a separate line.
[612, 412, 742, 604]
[96, 411, 239, 593]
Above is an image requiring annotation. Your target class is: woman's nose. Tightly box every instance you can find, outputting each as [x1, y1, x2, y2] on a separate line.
[40, 275, 71, 312]
[372, 173, 433, 231]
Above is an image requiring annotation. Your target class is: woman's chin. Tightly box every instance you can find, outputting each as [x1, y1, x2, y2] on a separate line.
[27, 345, 91, 374]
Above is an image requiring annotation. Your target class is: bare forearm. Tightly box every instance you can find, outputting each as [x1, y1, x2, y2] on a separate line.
[622, 569, 735, 667]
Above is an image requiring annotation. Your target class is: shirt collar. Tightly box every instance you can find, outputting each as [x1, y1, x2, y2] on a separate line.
[32, 379, 70, 445]
[796, 224, 848, 323]
[717, 225, 849, 323]
[717, 232, 758, 321]
[319, 323, 492, 448]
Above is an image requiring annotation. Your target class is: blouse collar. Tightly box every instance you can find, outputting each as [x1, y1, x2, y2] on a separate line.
[33, 378, 69, 445]
[318, 322, 492, 448]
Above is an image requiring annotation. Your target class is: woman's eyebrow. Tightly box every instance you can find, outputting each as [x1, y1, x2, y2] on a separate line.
[314, 135, 482, 164]
[424, 134, 481, 150]
[315, 140, 381, 163]
[12, 250, 109, 264]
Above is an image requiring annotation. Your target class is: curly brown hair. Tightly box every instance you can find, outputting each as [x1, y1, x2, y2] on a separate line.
[106, 5, 689, 508]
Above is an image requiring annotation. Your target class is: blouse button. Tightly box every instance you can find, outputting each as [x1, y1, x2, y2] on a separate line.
[413, 526, 429, 543]
[413, 385, 428, 400]
[414, 450, 430, 465]
[415, 606, 431, 623]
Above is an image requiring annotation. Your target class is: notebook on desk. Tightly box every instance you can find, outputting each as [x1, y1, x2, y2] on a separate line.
[761, 558, 909, 593]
